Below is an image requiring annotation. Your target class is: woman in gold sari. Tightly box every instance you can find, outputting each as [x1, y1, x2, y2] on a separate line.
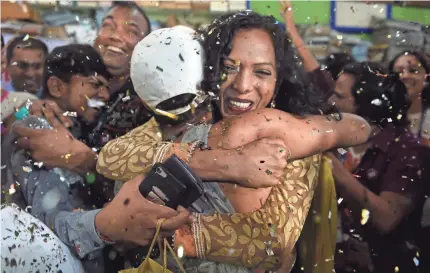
[97, 13, 370, 272]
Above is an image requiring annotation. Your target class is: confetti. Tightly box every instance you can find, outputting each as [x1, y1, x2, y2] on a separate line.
[63, 111, 77, 117]
[34, 162, 44, 168]
[9, 185, 16, 195]
[337, 148, 347, 155]
[361, 209, 370, 225]
[87, 99, 106, 108]
[177, 245, 184, 258]
[122, 96, 130, 102]
[371, 99, 382, 106]
[337, 198, 343, 204]
[413, 257, 419, 266]
[22, 166, 32, 173]
[23, 34, 30, 41]
[394, 266, 399, 273]
[0, 165, 6, 170]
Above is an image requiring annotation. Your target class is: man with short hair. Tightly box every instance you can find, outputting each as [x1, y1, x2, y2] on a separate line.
[91, 1, 153, 148]
[6, 35, 47, 96]
[12, 1, 155, 202]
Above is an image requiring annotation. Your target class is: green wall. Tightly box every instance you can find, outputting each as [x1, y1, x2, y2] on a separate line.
[250, 0, 429, 26]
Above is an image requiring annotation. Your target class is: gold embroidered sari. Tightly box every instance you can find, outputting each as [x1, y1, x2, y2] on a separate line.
[97, 119, 322, 271]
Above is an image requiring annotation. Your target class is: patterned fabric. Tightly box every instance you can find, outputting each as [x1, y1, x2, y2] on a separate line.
[90, 79, 153, 150]
[97, 122, 322, 271]
[191, 155, 321, 271]
[97, 118, 161, 180]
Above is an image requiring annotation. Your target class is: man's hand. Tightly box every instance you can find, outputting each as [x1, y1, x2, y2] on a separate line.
[234, 138, 289, 188]
[13, 116, 96, 173]
[95, 175, 192, 245]
[326, 152, 351, 182]
[30, 100, 73, 128]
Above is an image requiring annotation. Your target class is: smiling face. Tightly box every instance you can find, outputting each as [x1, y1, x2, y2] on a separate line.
[392, 54, 427, 100]
[219, 28, 277, 118]
[7, 47, 45, 94]
[68, 74, 110, 122]
[94, 5, 148, 77]
[48, 74, 110, 123]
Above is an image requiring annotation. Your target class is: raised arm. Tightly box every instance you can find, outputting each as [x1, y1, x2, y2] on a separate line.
[212, 108, 370, 159]
[281, 0, 319, 72]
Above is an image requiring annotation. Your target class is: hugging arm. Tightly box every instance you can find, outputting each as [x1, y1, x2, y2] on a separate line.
[212, 108, 370, 159]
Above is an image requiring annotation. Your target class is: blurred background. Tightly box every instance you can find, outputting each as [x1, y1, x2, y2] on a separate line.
[1, 0, 429, 86]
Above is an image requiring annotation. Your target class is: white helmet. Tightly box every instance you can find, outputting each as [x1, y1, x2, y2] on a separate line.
[131, 26, 206, 116]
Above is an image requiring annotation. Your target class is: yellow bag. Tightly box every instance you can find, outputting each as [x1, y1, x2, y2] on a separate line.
[119, 219, 186, 273]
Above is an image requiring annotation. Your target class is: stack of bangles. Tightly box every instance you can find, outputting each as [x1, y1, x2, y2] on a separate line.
[191, 212, 205, 259]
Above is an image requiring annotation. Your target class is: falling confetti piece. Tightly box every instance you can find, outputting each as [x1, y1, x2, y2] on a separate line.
[23, 34, 30, 41]
[361, 209, 370, 225]
[177, 245, 184, 258]
[122, 96, 130, 102]
[63, 111, 77, 117]
[34, 162, 44, 168]
[87, 99, 106, 108]
[394, 266, 399, 272]
[337, 148, 347, 155]
[65, 154, 72, 160]
[22, 166, 32, 173]
[0, 165, 6, 170]
[413, 257, 419, 266]
[371, 99, 382, 106]
[337, 198, 343, 204]
[9, 185, 16, 195]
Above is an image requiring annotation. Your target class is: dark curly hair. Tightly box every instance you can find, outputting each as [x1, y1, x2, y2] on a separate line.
[198, 11, 334, 121]
[344, 62, 410, 127]
[323, 53, 355, 80]
[388, 50, 429, 110]
[43, 44, 111, 96]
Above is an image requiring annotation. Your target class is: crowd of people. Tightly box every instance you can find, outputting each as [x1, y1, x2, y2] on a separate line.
[1, 1, 429, 273]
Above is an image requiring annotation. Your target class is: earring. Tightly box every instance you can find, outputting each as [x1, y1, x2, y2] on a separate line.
[270, 100, 276, 108]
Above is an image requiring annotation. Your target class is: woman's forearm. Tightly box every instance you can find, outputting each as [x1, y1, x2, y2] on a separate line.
[188, 149, 240, 182]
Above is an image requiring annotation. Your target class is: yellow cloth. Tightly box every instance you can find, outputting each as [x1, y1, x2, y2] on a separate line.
[119, 219, 186, 273]
[298, 155, 337, 273]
